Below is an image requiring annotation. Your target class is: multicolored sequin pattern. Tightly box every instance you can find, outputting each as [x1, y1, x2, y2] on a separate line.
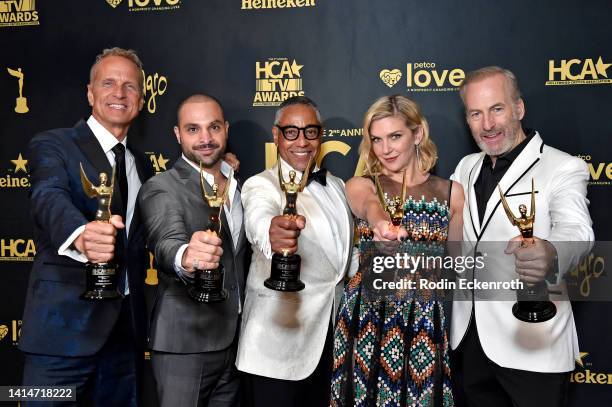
[332, 189, 454, 407]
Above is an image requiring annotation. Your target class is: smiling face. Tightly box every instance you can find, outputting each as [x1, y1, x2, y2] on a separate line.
[368, 115, 423, 174]
[463, 73, 525, 159]
[272, 104, 321, 171]
[87, 55, 144, 141]
[174, 100, 228, 172]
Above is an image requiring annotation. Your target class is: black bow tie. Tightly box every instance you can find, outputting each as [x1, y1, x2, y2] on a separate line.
[306, 168, 327, 186]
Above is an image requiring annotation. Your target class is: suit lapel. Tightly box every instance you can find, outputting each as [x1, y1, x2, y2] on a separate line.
[478, 133, 544, 240]
[73, 120, 113, 176]
[467, 154, 485, 238]
[73, 119, 124, 222]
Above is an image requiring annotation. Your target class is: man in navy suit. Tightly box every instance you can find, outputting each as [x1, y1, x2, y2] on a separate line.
[19, 47, 153, 406]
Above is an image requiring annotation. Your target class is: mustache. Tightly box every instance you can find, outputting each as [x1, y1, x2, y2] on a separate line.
[480, 129, 501, 137]
[194, 142, 220, 150]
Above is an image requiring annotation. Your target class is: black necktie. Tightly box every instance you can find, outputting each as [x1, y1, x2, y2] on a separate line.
[112, 143, 129, 220]
[306, 168, 327, 186]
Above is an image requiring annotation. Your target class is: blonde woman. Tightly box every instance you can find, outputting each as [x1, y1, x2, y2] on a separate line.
[331, 95, 464, 406]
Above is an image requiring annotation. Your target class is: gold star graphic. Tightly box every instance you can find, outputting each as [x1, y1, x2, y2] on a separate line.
[11, 153, 28, 173]
[156, 154, 169, 171]
[595, 57, 611, 78]
[291, 60, 303, 77]
[575, 352, 589, 368]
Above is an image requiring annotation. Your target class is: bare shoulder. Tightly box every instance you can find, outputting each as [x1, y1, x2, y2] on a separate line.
[450, 180, 465, 213]
[346, 176, 375, 195]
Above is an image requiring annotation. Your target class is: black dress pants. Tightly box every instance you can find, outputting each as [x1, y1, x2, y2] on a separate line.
[453, 319, 570, 407]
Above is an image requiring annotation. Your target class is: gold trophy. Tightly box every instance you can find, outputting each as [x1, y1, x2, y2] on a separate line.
[79, 163, 122, 300]
[264, 153, 315, 292]
[187, 164, 233, 303]
[498, 179, 556, 322]
[7, 68, 29, 114]
[375, 169, 407, 228]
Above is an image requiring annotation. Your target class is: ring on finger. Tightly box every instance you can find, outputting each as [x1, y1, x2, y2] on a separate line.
[193, 258, 200, 270]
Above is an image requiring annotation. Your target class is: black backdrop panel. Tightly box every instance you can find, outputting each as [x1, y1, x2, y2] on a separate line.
[1, 1, 611, 405]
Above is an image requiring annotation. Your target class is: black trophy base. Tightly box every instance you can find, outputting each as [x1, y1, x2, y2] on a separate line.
[187, 285, 229, 303]
[265, 253, 305, 292]
[80, 262, 121, 301]
[512, 301, 557, 323]
[187, 268, 228, 304]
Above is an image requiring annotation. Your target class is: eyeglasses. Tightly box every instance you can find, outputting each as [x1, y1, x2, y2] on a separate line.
[276, 125, 322, 141]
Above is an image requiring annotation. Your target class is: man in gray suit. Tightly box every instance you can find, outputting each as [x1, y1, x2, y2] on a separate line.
[138, 94, 248, 407]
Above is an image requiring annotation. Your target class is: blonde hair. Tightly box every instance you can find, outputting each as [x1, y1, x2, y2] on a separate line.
[89, 47, 144, 94]
[359, 95, 437, 175]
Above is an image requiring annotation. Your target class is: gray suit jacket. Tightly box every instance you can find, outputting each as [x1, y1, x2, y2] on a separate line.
[138, 158, 249, 353]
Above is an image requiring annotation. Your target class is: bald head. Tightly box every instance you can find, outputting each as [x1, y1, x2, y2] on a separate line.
[176, 94, 225, 126]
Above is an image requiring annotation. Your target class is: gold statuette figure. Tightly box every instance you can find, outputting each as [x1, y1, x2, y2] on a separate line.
[265, 152, 315, 292]
[497, 178, 556, 323]
[375, 169, 407, 228]
[79, 163, 121, 300]
[80, 163, 115, 222]
[498, 178, 535, 244]
[186, 163, 233, 303]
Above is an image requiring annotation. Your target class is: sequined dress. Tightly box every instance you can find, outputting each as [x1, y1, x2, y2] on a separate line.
[331, 175, 454, 407]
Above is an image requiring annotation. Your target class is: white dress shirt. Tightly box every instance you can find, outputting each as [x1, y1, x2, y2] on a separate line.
[58, 115, 141, 294]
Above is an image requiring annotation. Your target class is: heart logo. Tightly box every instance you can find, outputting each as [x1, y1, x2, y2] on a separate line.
[0, 325, 8, 341]
[379, 69, 402, 88]
[106, 0, 123, 8]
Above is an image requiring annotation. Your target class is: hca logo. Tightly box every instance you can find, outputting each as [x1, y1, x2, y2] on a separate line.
[546, 57, 611, 86]
[0, 239, 36, 261]
[379, 62, 465, 92]
[253, 58, 305, 107]
[0, 0, 39, 27]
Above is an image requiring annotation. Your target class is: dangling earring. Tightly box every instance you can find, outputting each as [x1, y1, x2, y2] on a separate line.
[415, 143, 421, 165]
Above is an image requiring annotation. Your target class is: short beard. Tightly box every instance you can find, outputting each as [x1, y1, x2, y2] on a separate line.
[184, 145, 225, 169]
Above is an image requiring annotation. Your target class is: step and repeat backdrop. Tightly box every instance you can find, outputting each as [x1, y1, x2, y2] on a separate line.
[1, 0, 611, 405]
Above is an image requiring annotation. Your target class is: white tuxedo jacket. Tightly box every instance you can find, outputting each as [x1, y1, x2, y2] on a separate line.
[450, 132, 593, 372]
[235, 163, 355, 380]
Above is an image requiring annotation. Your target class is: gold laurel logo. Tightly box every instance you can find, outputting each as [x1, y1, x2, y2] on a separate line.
[0, 325, 7, 341]
[106, 0, 123, 8]
[379, 69, 402, 88]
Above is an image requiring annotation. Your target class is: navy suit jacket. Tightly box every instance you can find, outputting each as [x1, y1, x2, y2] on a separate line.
[19, 120, 153, 357]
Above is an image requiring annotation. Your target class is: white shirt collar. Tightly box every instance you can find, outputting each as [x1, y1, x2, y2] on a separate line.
[181, 154, 234, 179]
[87, 115, 126, 153]
[277, 156, 320, 184]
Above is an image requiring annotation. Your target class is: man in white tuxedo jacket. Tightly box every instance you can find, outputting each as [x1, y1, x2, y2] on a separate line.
[236, 96, 355, 406]
[450, 66, 593, 407]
